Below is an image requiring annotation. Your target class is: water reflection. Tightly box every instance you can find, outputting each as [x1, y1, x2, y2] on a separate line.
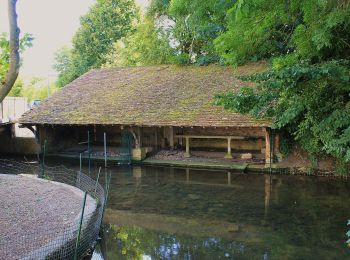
[47, 161, 349, 260]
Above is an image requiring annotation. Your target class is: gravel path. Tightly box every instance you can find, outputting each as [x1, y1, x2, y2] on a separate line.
[0, 174, 96, 259]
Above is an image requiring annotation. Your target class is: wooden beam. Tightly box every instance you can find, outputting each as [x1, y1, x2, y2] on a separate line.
[184, 137, 190, 157]
[137, 127, 142, 147]
[169, 126, 174, 149]
[224, 137, 233, 159]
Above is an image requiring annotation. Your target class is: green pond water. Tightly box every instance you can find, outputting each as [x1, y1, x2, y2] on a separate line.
[50, 160, 350, 260]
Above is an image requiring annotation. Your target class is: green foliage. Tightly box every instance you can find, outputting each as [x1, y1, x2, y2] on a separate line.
[147, 0, 234, 64]
[214, 1, 350, 172]
[217, 60, 350, 169]
[24, 78, 59, 102]
[8, 78, 24, 97]
[214, 0, 301, 65]
[104, 18, 174, 67]
[0, 32, 33, 81]
[54, 0, 138, 87]
[215, 0, 350, 66]
[53, 46, 75, 88]
[7, 76, 58, 102]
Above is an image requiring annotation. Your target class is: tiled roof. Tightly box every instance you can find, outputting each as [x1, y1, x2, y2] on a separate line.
[20, 64, 270, 127]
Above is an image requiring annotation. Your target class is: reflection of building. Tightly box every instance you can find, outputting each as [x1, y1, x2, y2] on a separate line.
[0, 97, 38, 155]
[19, 65, 279, 163]
[104, 167, 283, 244]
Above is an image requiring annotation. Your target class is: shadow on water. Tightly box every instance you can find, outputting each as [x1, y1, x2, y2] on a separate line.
[45, 159, 350, 260]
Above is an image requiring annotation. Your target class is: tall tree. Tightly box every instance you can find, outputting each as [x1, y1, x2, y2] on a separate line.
[216, 0, 350, 172]
[0, 0, 20, 102]
[0, 0, 32, 102]
[54, 0, 138, 87]
[148, 0, 233, 64]
[104, 18, 174, 67]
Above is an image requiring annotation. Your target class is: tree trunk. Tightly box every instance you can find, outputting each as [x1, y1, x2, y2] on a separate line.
[0, 0, 20, 103]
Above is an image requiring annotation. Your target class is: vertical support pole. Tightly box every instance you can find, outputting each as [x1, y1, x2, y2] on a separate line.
[104, 132, 107, 168]
[224, 137, 233, 159]
[87, 130, 91, 175]
[95, 167, 101, 196]
[169, 126, 174, 149]
[154, 128, 158, 150]
[184, 137, 190, 157]
[40, 139, 47, 178]
[100, 170, 112, 230]
[79, 153, 82, 173]
[43, 139, 47, 166]
[137, 127, 142, 148]
[269, 130, 272, 173]
[265, 128, 271, 165]
[104, 168, 108, 193]
[74, 192, 87, 260]
[76, 170, 81, 188]
[227, 171, 231, 186]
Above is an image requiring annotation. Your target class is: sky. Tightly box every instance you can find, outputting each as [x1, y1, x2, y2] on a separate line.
[0, 0, 149, 79]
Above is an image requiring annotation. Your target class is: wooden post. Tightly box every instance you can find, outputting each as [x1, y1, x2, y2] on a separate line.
[184, 137, 190, 157]
[264, 128, 271, 164]
[169, 126, 174, 149]
[104, 132, 107, 168]
[224, 137, 233, 159]
[88, 130, 91, 175]
[154, 128, 158, 150]
[137, 127, 142, 148]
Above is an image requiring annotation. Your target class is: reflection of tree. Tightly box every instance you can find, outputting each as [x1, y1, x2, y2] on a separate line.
[103, 224, 268, 259]
[263, 176, 350, 259]
[97, 167, 350, 259]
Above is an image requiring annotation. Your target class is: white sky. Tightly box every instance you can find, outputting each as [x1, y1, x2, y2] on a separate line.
[0, 0, 149, 78]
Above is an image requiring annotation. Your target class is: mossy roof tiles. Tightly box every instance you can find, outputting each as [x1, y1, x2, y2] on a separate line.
[20, 64, 270, 127]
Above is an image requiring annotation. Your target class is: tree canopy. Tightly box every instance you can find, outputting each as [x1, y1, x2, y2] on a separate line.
[54, 0, 138, 87]
[214, 0, 350, 171]
[54, 0, 350, 171]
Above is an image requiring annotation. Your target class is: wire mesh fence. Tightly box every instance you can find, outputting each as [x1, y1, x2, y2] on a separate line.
[0, 159, 106, 260]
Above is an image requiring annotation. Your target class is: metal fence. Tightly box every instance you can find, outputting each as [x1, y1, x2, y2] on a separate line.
[0, 159, 107, 260]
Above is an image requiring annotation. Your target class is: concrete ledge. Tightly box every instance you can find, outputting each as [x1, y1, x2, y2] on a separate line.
[142, 158, 248, 171]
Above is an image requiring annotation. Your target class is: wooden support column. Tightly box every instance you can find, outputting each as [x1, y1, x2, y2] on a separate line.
[184, 137, 190, 157]
[265, 128, 271, 163]
[137, 127, 142, 147]
[224, 137, 233, 159]
[154, 128, 158, 149]
[169, 126, 174, 149]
